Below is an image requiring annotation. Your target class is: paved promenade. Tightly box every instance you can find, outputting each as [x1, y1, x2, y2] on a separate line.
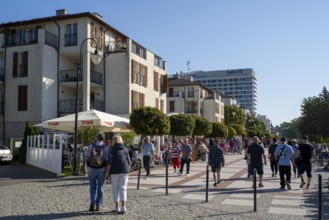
[0, 154, 328, 220]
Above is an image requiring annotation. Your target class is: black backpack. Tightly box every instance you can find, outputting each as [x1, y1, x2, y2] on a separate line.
[87, 144, 106, 168]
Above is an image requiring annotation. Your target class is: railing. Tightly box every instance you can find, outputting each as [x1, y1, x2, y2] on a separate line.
[60, 69, 103, 86]
[58, 99, 104, 114]
[64, 33, 77, 47]
[5, 31, 38, 46]
[185, 108, 197, 114]
[168, 91, 180, 97]
[91, 70, 103, 86]
[187, 92, 195, 98]
[59, 99, 82, 114]
[59, 69, 82, 82]
[45, 31, 58, 48]
[105, 40, 127, 55]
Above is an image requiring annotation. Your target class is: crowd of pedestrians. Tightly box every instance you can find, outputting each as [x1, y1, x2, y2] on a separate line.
[83, 132, 323, 215]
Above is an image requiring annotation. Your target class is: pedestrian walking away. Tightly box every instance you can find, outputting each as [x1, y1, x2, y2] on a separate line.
[106, 135, 131, 214]
[179, 138, 193, 176]
[274, 137, 296, 190]
[247, 136, 267, 188]
[268, 137, 278, 177]
[297, 136, 314, 189]
[170, 140, 181, 174]
[209, 139, 225, 186]
[86, 132, 109, 212]
[142, 136, 155, 179]
[291, 139, 299, 178]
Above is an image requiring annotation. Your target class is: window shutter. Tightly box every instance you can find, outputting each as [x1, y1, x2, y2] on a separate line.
[91, 22, 95, 47]
[163, 74, 168, 93]
[131, 90, 135, 110]
[13, 52, 18, 77]
[131, 60, 135, 83]
[170, 101, 175, 112]
[23, 51, 28, 77]
[145, 66, 148, 88]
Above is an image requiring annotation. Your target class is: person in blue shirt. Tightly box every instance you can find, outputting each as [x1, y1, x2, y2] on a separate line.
[142, 136, 155, 179]
[274, 137, 296, 190]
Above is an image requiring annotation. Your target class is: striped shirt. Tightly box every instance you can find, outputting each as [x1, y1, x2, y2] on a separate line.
[171, 145, 180, 158]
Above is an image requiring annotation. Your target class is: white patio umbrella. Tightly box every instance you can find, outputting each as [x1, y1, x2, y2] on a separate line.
[39, 109, 131, 132]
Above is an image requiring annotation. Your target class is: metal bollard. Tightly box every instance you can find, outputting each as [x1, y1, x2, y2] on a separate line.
[166, 159, 169, 195]
[318, 174, 322, 220]
[206, 165, 209, 202]
[253, 168, 257, 212]
[137, 159, 141, 190]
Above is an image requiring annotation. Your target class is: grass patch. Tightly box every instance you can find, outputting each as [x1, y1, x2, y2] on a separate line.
[61, 166, 73, 177]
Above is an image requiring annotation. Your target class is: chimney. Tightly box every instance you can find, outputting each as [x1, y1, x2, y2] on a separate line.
[56, 9, 68, 16]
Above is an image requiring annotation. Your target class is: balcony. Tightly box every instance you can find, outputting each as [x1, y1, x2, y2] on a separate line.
[45, 31, 58, 48]
[0, 101, 3, 114]
[58, 99, 104, 114]
[168, 91, 180, 97]
[60, 69, 103, 86]
[5, 29, 38, 46]
[185, 108, 197, 114]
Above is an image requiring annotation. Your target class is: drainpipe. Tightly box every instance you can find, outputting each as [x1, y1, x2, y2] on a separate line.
[103, 29, 109, 112]
[53, 21, 60, 117]
[3, 46, 7, 146]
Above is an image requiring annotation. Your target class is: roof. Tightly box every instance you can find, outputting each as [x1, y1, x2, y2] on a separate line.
[0, 12, 128, 42]
[168, 77, 214, 93]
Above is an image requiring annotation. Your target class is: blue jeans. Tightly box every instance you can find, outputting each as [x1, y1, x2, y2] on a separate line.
[88, 168, 105, 207]
[143, 155, 151, 176]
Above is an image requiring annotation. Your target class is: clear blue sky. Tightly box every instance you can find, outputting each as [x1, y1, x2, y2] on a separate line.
[1, 0, 328, 126]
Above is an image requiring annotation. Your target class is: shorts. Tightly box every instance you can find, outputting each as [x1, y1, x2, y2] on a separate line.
[211, 163, 222, 173]
[298, 163, 312, 177]
[250, 164, 264, 175]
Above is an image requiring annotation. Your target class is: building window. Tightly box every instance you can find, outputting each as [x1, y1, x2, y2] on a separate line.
[139, 64, 148, 87]
[131, 60, 147, 87]
[13, 52, 28, 78]
[154, 56, 165, 70]
[160, 74, 168, 94]
[169, 101, 175, 112]
[18, 85, 28, 111]
[131, 41, 146, 59]
[64, 23, 77, 46]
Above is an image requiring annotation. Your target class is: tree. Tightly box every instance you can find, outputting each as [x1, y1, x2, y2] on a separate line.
[245, 114, 267, 137]
[298, 87, 329, 141]
[121, 131, 137, 147]
[130, 107, 170, 136]
[169, 114, 195, 136]
[224, 105, 246, 127]
[227, 126, 237, 139]
[208, 122, 228, 138]
[78, 126, 100, 146]
[130, 107, 170, 148]
[18, 122, 38, 163]
[192, 115, 212, 137]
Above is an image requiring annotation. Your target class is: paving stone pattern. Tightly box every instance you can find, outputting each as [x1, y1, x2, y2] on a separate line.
[0, 154, 328, 220]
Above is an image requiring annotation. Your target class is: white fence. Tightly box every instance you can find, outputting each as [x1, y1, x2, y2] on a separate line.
[26, 134, 68, 176]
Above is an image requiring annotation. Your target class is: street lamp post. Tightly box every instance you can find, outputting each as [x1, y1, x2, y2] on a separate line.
[73, 38, 102, 175]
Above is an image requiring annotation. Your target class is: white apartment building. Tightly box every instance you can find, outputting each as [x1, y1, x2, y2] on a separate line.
[181, 68, 257, 114]
[167, 76, 224, 123]
[0, 9, 167, 141]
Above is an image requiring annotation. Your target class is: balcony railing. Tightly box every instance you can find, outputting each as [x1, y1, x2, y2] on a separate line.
[64, 34, 77, 47]
[45, 31, 58, 48]
[60, 69, 103, 86]
[58, 99, 104, 114]
[5, 30, 38, 46]
[168, 91, 180, 97]
[185, 108, 197, 114]
[0, 101, 3, 114]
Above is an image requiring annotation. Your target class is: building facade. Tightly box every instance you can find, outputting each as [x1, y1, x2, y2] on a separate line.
[257, 115, 272, 132]
[0, 9, 167, 141]
[181, 68, 257, 114]
[167, 77, 224, 123]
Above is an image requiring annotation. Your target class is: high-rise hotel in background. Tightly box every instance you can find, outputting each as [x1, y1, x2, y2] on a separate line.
[181, 68, 257, 114]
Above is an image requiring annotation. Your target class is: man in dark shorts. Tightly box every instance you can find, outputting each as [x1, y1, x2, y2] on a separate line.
[298, 136, 314, 189]
[247, 136, 267, 187]
[209, 139, 225, 186]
